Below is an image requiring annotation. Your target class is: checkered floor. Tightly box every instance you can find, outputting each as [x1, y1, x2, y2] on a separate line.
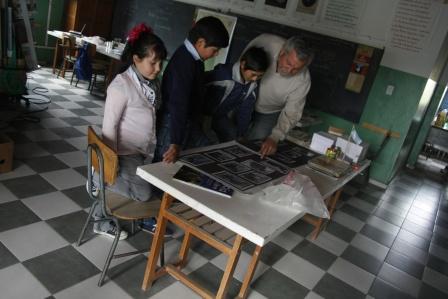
[1, 67, 448, 299]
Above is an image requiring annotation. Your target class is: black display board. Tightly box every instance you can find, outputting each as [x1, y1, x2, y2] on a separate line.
[226, 15, 384, 124]
[111, 0, 195, 56]
[179, 141, 315, 193]
[111, 0, 383, 123]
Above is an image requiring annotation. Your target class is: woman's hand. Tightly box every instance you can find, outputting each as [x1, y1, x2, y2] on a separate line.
[163, 144, 180, 163]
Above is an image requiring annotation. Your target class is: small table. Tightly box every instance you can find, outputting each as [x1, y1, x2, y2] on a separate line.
[47, 30, 122, 87]
[426, 125, 448, 160]
[137, 147, 369, 298]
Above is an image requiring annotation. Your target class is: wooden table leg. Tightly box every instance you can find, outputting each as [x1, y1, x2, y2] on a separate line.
[216, 235, 244, 299]
[61, 59, 67, 78]
[327, 189, 342, 217]
[310, 217, 325, 240]
[237, 244, 263, 299]
[177, 231, 192, 269]
[52, 39, 59, 74]
[141, 193, 173, 290]
[309, 188, 343, 240]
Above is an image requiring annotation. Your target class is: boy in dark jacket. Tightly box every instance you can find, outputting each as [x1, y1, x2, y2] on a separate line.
[204, 47, 269, 142]
[155, 16, 229, 163]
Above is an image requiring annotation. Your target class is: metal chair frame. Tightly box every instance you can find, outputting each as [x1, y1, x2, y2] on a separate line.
[77, 127, 164, 286]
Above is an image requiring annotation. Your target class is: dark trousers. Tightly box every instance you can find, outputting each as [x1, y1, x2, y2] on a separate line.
[212, 115, 238, 142]
[153, 113, 209, 163]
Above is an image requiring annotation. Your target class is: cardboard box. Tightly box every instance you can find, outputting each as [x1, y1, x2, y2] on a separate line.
[0, 134, 14, 173]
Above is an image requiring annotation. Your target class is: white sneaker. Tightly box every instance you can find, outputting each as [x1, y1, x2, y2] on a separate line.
[93, 225, 128, 240]
[86, 181, 99, 197]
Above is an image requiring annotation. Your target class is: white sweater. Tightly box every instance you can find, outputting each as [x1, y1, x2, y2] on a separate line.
[102, 67, 157, 157]
[246, 33, 311, 141]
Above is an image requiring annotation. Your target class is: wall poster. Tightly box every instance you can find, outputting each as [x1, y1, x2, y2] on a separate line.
[320, 0, 366, 32]
[194, 8, 237, 70]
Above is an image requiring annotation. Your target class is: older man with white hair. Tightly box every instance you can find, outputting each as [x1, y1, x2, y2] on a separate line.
[246, 33, 314, 157]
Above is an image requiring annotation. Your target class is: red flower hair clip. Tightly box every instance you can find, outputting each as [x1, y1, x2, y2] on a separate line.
[127, 23, 153, 44]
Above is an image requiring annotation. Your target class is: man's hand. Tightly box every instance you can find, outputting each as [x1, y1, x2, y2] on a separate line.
[260, 137, 278, 158]
[163, 144, 180, 163]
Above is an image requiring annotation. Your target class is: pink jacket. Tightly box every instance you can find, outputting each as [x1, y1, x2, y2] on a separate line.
[102, 67, 157, 157]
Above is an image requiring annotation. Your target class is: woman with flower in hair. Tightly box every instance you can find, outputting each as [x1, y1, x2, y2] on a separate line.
[91, 23, 168, 239]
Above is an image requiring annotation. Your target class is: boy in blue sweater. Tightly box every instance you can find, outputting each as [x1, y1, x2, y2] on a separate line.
[203, 47, 269, 142]
[155, 16, 229, 163]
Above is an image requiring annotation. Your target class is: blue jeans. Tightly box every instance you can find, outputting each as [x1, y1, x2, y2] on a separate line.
[153, 113, 209, 162]
[247, 111, 281, 140]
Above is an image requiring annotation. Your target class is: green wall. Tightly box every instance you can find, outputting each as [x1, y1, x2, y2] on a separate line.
[33, 0, 66, 66]
[307, 66, 427, 185]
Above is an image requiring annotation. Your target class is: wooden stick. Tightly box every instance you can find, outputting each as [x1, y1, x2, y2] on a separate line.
[164, 210, 232, 255]
[217, 235, 244, 299]
[237, 244, 263, 299]
[165, 265, 214, 299]
[177, 231, 192, 269]
[327, 189, 342, 216]
[141, 193, 173, 291]
[362, 122, 400, 138]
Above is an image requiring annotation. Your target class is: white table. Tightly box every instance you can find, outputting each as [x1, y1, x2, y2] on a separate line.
[138, 162, 304, 247]
[136, 143, 369, 298]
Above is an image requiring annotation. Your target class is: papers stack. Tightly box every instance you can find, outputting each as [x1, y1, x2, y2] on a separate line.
[307, 156, 351, 178]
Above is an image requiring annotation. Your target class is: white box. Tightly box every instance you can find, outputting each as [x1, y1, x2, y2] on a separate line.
[336, 136, 369, 163]
[310, 132, 336, 154]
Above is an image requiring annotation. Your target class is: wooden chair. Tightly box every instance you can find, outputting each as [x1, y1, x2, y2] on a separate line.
[77, 126, 163, 286]
[90, 59, 109, 94]
[88, 44, 109, 94]
[56, 35, 78, 79]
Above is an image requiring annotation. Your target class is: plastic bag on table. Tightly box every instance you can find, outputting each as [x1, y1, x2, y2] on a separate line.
[258, 170, 330, 218]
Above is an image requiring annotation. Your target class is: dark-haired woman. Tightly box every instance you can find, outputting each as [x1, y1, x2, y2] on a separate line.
[93, 24, 167, 239]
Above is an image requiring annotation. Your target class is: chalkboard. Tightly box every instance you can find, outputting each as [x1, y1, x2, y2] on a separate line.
[111, 0, 195, 57]
[226, 15, 384, 124]
[111, 0, 383, 123]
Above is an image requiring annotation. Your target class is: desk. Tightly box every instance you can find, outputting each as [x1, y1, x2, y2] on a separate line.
[47, 30, 122, 60]
[47, 30, 122, 86]
[426, 125, 448, 160]
[136, 144, 369, 298]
